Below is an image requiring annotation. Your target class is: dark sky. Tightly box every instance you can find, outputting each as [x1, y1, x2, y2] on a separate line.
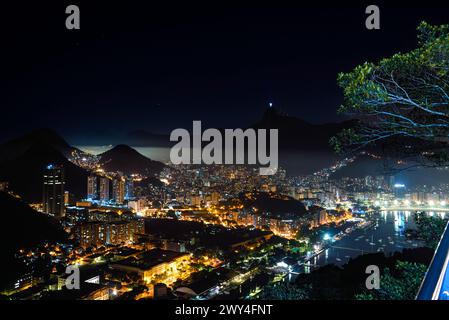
[1, 1, 448, 145]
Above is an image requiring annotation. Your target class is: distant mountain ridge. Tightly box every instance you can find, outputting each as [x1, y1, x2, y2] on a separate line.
[0, 128, 77, 163]
[251, 107, 357, 151]
[0, 129, 165, 202]
[0, 141, 89, 202]
[123, 107, 356, 152]
[99, 144, 166, 175]
[106, 108, 356, 176]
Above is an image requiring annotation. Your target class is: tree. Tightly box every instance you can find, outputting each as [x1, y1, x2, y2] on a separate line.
[260, 282, 310, 300]
[332, 22, 449, 167]
[355, 261, 427, 300]
[415, 212, 448, 249]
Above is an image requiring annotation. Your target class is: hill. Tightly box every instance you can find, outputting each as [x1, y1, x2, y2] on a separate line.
[251, 107, 357, 151]
[0, 139, 89, 203]
[241, 192, 308, 218]
[99, 144, 166, 176]
[0, 192, 67, 288]
[0, 128, 75, 163]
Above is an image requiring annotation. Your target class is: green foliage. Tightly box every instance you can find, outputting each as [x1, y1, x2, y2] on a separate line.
[329, 128, 360, 154]
[355, 261, 427, 300]
[333, 22, 449, 155]
[260, 281, 310, 300]
[417, 21, 449, 45]
[415, 212, 448, 249]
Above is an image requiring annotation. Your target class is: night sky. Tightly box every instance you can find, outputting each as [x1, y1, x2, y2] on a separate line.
[1, 1, 448, 145]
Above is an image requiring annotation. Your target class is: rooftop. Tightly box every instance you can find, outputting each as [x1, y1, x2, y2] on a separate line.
[113, 248, 189, 270]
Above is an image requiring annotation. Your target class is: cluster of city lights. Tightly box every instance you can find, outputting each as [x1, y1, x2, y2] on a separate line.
[374, 200, 447, 207]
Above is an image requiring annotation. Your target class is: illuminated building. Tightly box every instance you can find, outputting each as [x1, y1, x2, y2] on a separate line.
[76, 222, 106, 248]
[43, 164, 65, 218]
[75, 219, 145, 248]
[190, 195, 202, 207]
[394, 183, 406, 199]
[0, 181, 8, 192]
[81, 286, 110, 300]
[87, 175, 98, 200]
[250, 215, 298, 239]
[107, 220, 143, 245]
[99, 177, 110, 202]
[236, 207, 308, 239]
[87, 210, 122, 222]
[125, 177, 134, 200]
[75, 201, 92, 207]
[45, 283, 110, 300]
[110, 249, 190, 284]
[204, 191, 220, 206]
[1, 273, 37, 296]
[310, 207, 328, 227]
[113, 178, 125, 204]
[128, 198, 147, 212]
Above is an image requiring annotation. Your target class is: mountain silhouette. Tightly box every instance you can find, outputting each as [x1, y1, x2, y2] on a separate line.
[242, 192, 308, 217]
[99, 144, 166, 175]
[251, 107, 357, 151]
[0, 191, 67, 289]
[122, 108, 356, 152]
[0, 130, 89, 202]
[0, 128, 76, 163]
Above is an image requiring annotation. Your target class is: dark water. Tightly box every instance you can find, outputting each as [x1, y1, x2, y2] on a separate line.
[300, 211, 447, 275]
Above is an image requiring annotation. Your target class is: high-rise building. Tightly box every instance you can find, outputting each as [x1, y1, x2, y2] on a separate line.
[64, 191, 70, 205]
[87, 175, 98, 200]
[43, 164, 65, 218]
[99, 177, 110, 202]
[128, 198, 147, 212]
[75, 219, 145, 248]
[113, 178, 125, 204]
[125, 177, 134, 200]
[394, 183, 406, 199]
